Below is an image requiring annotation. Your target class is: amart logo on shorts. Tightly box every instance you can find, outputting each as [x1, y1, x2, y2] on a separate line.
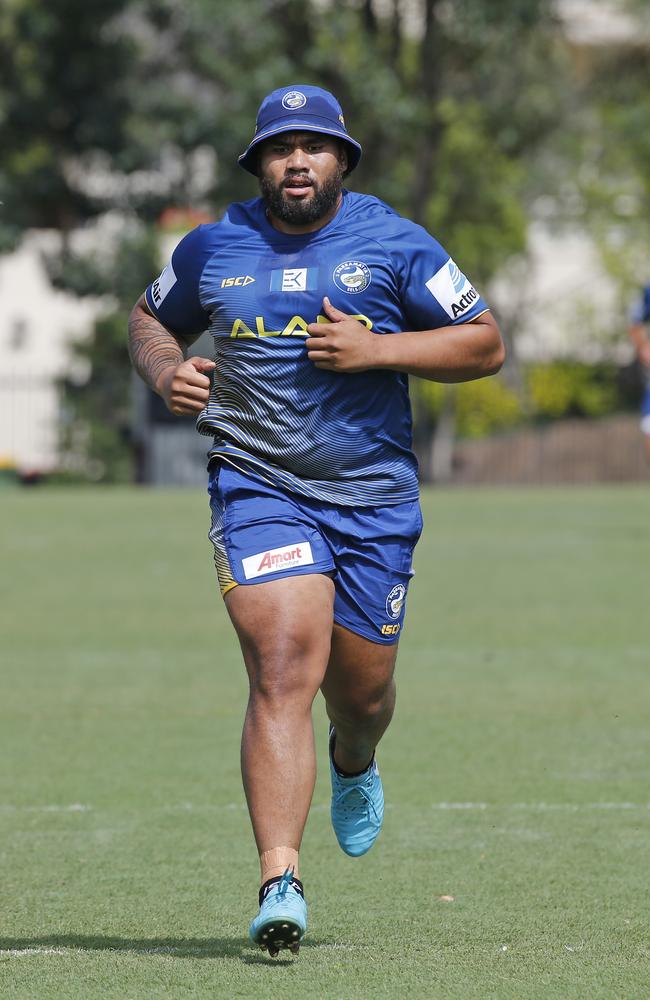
[242, 541, 314, 579]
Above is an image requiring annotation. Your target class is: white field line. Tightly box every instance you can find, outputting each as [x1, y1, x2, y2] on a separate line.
[1, 943, 361, 958]
[165, 800, 650, 813]
[1, 945, 232, 958]
[0, 948, 68, 957]
[0, 804, 91, 813]
[430, 802, 650, 811]
[1, 801, 648, 815]
[519, 801, 650, 811]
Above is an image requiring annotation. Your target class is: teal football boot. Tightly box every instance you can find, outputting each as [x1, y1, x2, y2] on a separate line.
[249, 868, 307, 956]
[329, 727, 384, 857]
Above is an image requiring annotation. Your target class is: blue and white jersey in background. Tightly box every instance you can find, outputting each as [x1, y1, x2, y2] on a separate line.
[630, 284, 650, 407]
[145, 190, 489, 506]
[630, 284, 650, 326]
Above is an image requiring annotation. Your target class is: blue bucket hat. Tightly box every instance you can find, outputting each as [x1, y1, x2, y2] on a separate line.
[238, 84, 362, 176]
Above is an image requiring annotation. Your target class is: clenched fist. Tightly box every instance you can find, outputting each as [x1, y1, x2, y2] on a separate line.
[306, 297, 378, 373]
[156, 356, 216, 415]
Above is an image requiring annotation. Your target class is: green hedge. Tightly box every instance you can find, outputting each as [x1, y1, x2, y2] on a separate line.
[413, 361, 623, 439]
[526, 361, 618, 419]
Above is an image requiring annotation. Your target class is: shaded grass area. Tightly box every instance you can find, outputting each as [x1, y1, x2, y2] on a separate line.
[1, 486, 649, 998]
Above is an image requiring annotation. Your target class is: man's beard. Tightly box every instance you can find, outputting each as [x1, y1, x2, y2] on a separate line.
[259, 167, 344, 226]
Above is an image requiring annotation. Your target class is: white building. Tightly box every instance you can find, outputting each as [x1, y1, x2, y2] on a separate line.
[0, 232, 99, 473]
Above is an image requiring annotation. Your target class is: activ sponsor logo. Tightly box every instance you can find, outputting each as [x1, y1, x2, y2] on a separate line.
[333, 260, 371, 294]
[425, 259, 479, 320]
[242, 541, 314, 580]
[221, 275, 255, 288]
[151, 262, 177, 305]
[448, 260, 465, 293]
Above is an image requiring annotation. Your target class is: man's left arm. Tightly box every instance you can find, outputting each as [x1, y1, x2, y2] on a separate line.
[306, 297, 505, 382]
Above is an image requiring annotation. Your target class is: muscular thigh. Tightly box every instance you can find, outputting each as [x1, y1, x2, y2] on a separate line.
[225, 574, 335, 695]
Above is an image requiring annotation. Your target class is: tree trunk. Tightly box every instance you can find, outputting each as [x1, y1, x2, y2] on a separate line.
[410, 0, 444, 225]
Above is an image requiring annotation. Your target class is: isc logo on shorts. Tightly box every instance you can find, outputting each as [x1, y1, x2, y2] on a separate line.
[242, 541, 314, 580]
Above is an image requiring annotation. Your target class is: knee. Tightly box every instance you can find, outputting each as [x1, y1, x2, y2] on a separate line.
[245, 639, 325, 708]
[330, 681, 395, 727]
[250, 668, 316, 707]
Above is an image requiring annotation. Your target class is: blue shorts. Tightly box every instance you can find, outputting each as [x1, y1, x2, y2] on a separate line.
[207, 462, 423, 645]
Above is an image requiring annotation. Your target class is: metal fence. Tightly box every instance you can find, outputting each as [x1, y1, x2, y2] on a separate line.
[0, 373, 60, 473]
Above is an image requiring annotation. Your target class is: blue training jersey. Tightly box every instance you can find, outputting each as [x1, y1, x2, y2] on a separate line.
[145, 190, 489, 506]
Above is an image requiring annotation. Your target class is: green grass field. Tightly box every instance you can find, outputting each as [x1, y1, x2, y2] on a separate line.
[1, 485, 649, 999]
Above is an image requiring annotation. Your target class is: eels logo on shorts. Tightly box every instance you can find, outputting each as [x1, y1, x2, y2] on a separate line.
[385, 584, 406, 620]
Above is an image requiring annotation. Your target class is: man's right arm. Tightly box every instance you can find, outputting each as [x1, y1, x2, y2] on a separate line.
[128, 296, 215, 415]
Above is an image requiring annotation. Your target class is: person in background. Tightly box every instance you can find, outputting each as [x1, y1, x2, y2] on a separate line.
[627, 283, 650, 463]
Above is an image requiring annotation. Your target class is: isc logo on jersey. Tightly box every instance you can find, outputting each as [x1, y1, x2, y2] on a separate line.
[221, 275, 255, 288]
[425, 260, 479, 320]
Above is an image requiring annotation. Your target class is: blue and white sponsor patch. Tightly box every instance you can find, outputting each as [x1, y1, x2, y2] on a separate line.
[151, 261, 177, 307]
[270, 267, 318, 292]
[425, 259, 479, 321]
[242, 541, 314, 579]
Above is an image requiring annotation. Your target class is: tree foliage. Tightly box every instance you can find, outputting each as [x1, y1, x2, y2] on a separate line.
[57, 227, 160, 481]
[1, 0, 570, 265]
[2, 0, 644, 479]
[0, 0, 136, 246]
[575, 41, 650, 286]
[416, 359, 625, 442]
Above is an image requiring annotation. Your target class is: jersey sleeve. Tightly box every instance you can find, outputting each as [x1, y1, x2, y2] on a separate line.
[144, 225, 211, 340]
[383, 220, 489, 330]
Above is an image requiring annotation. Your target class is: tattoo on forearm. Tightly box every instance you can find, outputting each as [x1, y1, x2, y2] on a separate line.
[128, 308, 186, 391]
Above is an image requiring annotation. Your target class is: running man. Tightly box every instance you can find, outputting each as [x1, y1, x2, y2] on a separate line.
[628, 283, 650, 463]
[128, 85, 505, 955]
